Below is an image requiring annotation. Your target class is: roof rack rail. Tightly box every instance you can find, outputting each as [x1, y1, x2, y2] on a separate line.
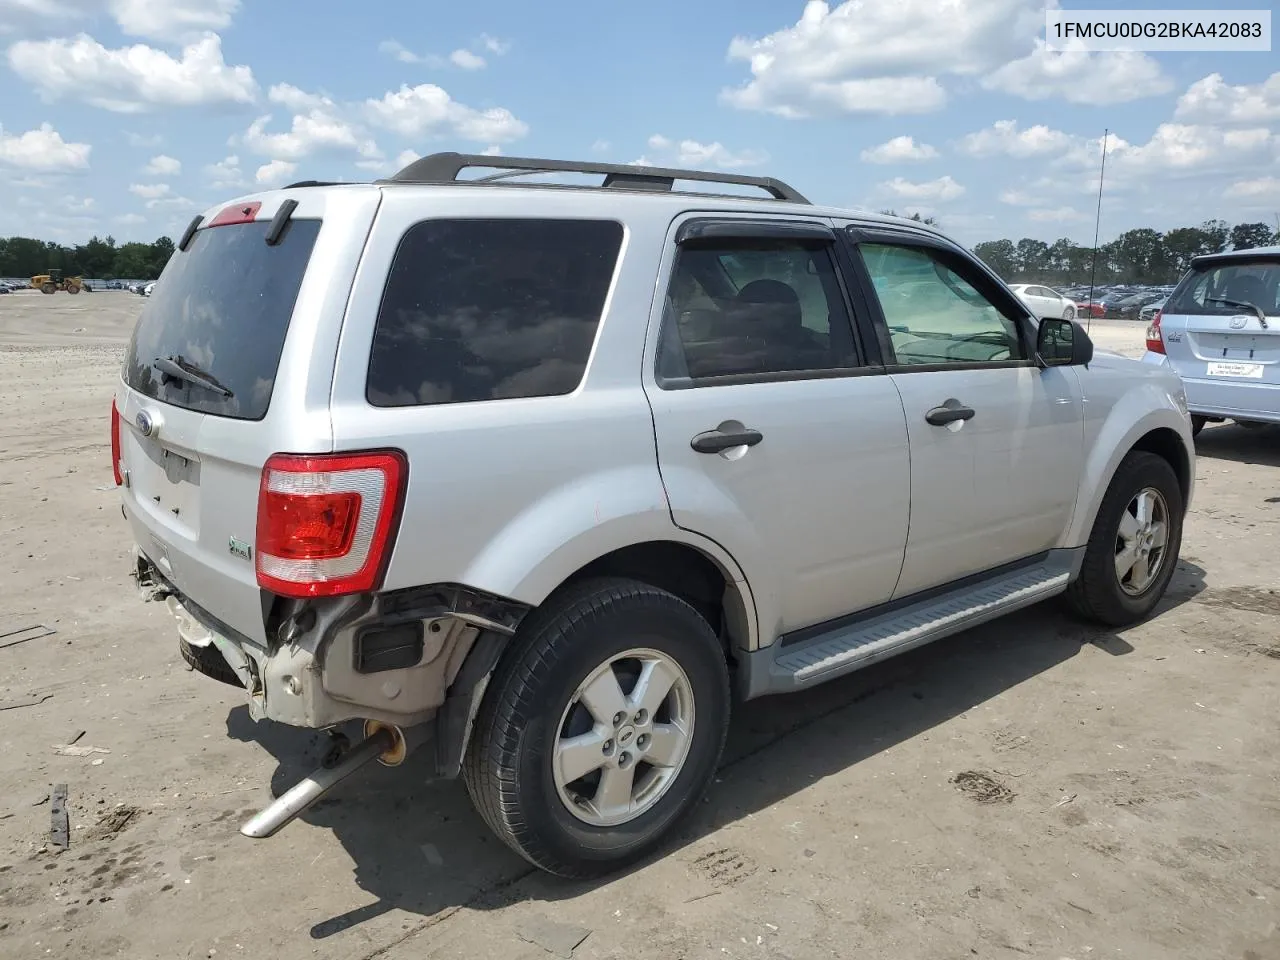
[382, 152, 810, 204]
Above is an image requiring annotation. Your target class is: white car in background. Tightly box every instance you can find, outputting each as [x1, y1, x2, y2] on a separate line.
[1009, 283, 1078, 321]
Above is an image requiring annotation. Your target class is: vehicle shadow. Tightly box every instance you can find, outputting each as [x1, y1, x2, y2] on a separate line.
[1195, 422, 1280, 468]
[226, 559, 1207, 938]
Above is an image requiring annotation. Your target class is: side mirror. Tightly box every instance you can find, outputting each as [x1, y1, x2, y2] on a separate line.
[1036, 318, 1093, 367]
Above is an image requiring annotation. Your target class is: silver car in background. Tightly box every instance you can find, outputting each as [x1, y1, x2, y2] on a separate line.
[1144, 247, 1279, 434]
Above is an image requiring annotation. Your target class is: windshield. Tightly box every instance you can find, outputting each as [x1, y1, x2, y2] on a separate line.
[123, 218, 322, 420]
[1165, 259, 1280, 317]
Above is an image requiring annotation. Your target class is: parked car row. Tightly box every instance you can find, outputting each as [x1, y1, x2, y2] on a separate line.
[1058, 283, 1175, 321]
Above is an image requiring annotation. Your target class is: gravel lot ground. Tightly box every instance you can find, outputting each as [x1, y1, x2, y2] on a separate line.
[1, 291, 1278, 960]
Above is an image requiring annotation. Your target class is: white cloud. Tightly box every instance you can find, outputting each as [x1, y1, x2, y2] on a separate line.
[108, 0, 240, 43]
[394, 149, 419, 168]
[268, 83, 332, 112]
[449, 49, 486, 70]
[115, 212, 147, 225]
[982, 41, 1172, 106]
[479, 144, 502, 156]
[998, 188, 1038, 206]
[721, 0, 1043, 117]
[126, 131, 162, 148]
[255, 160, 297, 185]
[379, 36, 506, 69]
[1101, 125, 1278, 179]
[8, 33, 257, 113]
[860, 135, 938, 163]
[378, 40, 423, 64]
[0, 122, 91, 171]
[643, 134, 767, 169]
[143, 154, 180, 176]
[1223, 177, 1280, 203]
[956, 120, 1076, 159]
[879, 175, 965, 202]
[1028, 206, 1086, 222]
[243, 109, 380, 161]
[129, 182, 169, 199]
[204, 154, 243, 188]
[678, 139, 767, 169]
[364, 84, 528, 142]
[1175, 72, 1280, 126]
[145, 194, 198, 210]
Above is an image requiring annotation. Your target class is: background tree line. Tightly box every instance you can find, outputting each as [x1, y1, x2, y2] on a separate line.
[972, 220, 1278, 286]
[0, 234, 176, 280]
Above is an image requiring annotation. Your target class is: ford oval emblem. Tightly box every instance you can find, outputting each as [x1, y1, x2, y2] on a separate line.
[1229, 315, 1248, 329]
[135, 410, 155, 437]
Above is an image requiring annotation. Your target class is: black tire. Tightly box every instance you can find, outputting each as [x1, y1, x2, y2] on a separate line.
[462, 577, 730, 878]
[1066, 451, 1184, 626]
[179, 637, 243, 688]
[1190, 415, 1206, 437]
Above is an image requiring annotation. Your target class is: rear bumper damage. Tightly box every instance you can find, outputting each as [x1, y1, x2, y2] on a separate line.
[132, 546, 527, 775]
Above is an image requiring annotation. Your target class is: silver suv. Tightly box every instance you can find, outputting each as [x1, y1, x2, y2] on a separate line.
[113, 152, 1196, 878]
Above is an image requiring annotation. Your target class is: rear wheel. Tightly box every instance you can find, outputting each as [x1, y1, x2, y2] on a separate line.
[463, 577, 730, 878]
[40, 282, 56, 295]
[66, 283, 80, 295]
[1066, 451, 1183, 626]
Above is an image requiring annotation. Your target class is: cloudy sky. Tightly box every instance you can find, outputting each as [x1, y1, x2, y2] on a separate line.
[0, 0, 1277, 246]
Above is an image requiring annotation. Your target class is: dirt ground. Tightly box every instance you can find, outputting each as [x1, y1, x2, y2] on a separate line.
[1, 290, 1278, 960]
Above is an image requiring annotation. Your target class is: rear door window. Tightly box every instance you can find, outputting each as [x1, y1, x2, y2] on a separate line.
[366, 218, 623, 406]
[657, 239, 860, 382]
[123, 218, 322, 421]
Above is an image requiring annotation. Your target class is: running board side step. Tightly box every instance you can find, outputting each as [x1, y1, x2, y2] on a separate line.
[738, 550, 1080, 700]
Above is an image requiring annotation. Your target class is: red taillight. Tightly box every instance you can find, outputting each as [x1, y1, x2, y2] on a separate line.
[110, 399, 123, 485]
[255, 451, 407, 598]
[1146, 311, 1166, 354]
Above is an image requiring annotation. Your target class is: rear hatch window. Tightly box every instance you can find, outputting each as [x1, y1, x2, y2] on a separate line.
[1165, 258, 1280, 318]
[123, 218, 322, 421]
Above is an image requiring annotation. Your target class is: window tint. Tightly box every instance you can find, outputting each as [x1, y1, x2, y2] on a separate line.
[859, 243, 1026, 366]
[1165, 261, 1280, 316]
[657, 240, 858, 382]
[367, 219, 623, 406]
[123, 219, 321, 421]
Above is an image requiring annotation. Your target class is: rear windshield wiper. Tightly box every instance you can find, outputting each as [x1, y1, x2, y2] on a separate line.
[154, 356, 235, 398]
[1207, 296, 1269, 329]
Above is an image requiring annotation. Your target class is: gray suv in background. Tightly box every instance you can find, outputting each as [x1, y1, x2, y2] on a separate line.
[113, 153, 1195, 877]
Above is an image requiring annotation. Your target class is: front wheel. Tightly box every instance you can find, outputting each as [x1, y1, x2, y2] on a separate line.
[40, 282, 56, 295]
[1065, 451, 1184, 626]
[1063, 305, 1077, 321]
[463, 578, 730, 878]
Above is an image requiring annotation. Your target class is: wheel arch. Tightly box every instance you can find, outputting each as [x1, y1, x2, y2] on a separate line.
[1064, 400, 1195, 549]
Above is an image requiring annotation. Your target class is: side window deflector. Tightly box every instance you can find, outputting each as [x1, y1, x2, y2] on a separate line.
[676, 219, 835, 246]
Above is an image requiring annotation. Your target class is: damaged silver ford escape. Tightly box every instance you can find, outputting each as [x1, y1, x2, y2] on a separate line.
[114, 152, 1196, 877]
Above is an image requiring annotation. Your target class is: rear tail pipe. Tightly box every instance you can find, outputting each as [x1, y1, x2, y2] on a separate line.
[240, 721, 413, 839]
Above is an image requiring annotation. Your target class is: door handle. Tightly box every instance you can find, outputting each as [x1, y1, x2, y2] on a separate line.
[924, 399, 976, 426]
[691, 427, 763, 454]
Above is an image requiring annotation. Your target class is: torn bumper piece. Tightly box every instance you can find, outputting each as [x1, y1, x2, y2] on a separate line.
[132, 547, 530, 739]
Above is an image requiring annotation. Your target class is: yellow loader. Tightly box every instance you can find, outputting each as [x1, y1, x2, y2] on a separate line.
[30, 269, 83, 294]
